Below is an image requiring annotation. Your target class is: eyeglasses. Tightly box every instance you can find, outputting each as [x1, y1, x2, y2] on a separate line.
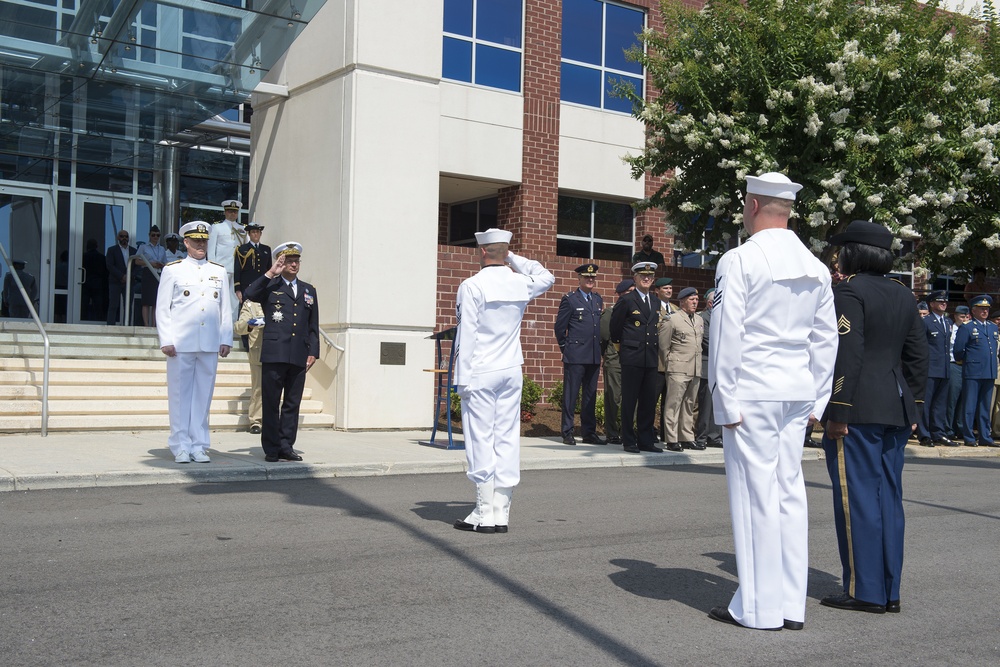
[150, 233, 160, 238]
[284, 258, 301, 264]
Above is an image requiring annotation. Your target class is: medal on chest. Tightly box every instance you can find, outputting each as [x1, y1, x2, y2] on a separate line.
[272, 310, 284, 322]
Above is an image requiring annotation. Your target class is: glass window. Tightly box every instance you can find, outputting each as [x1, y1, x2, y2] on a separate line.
[448, 196, 498, 245]
[442, 0, 522, 92]
[557, 195, 633, 261]
[561, 0, 644, 112]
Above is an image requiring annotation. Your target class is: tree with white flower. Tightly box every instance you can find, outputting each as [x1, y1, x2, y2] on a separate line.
[624, 0, 1000, 274]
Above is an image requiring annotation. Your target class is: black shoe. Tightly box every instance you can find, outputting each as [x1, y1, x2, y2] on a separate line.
[623, 445, 641, 453]
[885, 600, 900, 613]
[932, 438, 953, 447]
[562, 435, 577, 446]
[638, 444, 664, 453]
[919, 438, 934, 447]
[707, 439, 724, 448]
[581, 434, 606, 445]
[264, 454, 280, 462]
[965, 441, 979, 447]
[453, 520, 496, 534]
[278, 450, 303, 461]
[804, 438, 822, 448]
[783, 619, 804, 630]
[249, 424, 261, 434]
[665, 442, 683, 452]
[682, 441, 706, 451]
[494, 525, 508, 534]
[708, 606, 781, 631]
[820, 592, 886, 614]
[608, 436, 622, 445]
[985, 441, 1000, 448]
[979, 440, 996, 447]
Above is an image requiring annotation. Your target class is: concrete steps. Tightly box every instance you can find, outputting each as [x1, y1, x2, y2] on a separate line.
[0, 322, 335, 434]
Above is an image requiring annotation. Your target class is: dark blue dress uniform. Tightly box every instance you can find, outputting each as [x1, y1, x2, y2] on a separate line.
[953, 295, 999, 446]
[244, 263, 319, 461]
[917, 293, 954, 445]
[233, 238, 272, 295]
[554, 263, 604, 444]
[610, 282, 661, 452]
[821, 270, 928, 609]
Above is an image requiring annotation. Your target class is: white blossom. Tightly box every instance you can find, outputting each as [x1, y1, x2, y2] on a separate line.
[829, 108, 850, 124]
[922, 113, 943, 129]
[939, 224, 972, 257]
[805, 112, 823, 137]
[758, 114, 768, 127]
[866, 194, 883, 206]
[833, 138, 847, 151]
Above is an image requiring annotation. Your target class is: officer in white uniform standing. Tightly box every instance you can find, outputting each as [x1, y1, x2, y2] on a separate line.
[208, 199, 246, 320]
[156, 221, 233, 463]
[453, 228, 554, 534]
[707, 173, 839, 631]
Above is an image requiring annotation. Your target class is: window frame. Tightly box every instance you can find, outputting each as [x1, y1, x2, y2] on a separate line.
[447, 195, 499, 246]
[556, 194, 635, 261]
[442, 0, 526, 94]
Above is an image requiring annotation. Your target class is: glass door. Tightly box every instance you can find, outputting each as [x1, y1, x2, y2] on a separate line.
[0, 186, 51, 322]
[67, 195, 133, 324]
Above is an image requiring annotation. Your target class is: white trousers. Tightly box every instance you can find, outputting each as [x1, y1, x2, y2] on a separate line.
[166, 351, 219, 456]
[227, 272, 240, 322]
[461, 367, 522, 488]
[723, 400, 810, 628]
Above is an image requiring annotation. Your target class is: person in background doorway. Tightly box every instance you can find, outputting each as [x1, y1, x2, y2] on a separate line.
[136, 225, 167, 327]
[632, 234, 666, 269]
[106, 230, 137, 325]
[2, 259, 39, 318]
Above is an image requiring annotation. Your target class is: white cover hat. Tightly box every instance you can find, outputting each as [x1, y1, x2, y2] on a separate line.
[274, 241, 303, 257]
[745, 172, 803, 201]
[221, 199, 243, 209]
[475, 228, 513, 245]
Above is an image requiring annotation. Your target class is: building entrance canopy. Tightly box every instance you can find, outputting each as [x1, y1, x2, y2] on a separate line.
[0, 0, 327, 163]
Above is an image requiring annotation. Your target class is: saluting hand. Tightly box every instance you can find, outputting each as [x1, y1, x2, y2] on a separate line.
[266, 254, 285, 278]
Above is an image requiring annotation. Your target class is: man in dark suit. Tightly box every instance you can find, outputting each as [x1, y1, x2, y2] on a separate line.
[917, 290, 957, 447]
[105, 230, 137, 325]
[554, 263, 604, 445]
[81, 239, 108, 321]
[243, 242, 320, 462]
[232, 222, 272, 301]
[954, 294, 1000, 447]
[610, 261, 662, 453]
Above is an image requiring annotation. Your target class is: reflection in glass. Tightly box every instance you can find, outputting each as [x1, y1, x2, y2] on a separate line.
[561, 63, 601, 107]
[475, 44, 520, 92]
[562, 0, 602, 65]
[557, 196, 592, 237]
[594, 200, 633, 242]
[477, 0, 522, 47]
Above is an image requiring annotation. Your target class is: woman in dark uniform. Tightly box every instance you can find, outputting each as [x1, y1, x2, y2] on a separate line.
[821, 220, 928, 615]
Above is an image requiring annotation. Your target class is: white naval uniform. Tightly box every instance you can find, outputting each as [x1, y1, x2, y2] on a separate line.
[455, 253, 554, 493]
[156, 256, 233, 458]
[207, 220, 246, 320]
[708, 228, 838, 628]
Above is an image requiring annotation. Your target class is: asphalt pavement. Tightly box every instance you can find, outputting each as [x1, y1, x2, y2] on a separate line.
[1, 427, 997, 491]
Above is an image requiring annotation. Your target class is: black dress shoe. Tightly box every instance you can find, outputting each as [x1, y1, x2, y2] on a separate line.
[707, 439, 724, 448]
[919, 438, 934, 447]
[682, 441, 706, 451]
[665, 442, 683, 452]
[932, 438, 954, 447]
[562, 435, 577, 446]
[608, 436, 622, 445]
[885, 600, 900, 613]
[278, 450, 303, 461]
[494, 525, 508, 534]
[638, 444, 664, 453]
[783, 619, 804, 630]
[820, 592, 886, 614]
[249, 424, 262, 434]
[804, 438, 823, 448]
[264, 454, 280, 462]
[581, 434, 606, 445]
[623, 445, 641, 453]
[708, 606, 781, 631]
[453, 520, 496, 534]
[965, 441, 979, 447]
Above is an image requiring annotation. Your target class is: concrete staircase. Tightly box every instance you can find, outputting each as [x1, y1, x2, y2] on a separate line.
[0, 321, 336, 434]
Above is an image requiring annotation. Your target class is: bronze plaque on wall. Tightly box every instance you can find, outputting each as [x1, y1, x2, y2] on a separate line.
[380, 342, 406, 366]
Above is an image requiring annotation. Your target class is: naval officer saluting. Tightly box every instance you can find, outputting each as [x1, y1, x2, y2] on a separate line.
[244, 242, 320, 462]
[156, 221, 233, 463]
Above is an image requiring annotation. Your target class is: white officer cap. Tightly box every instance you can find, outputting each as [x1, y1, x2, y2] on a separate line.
[745, 172, 803, 201]
[179, 221, 212, 239]
[163, 232, 181, 242]
[221, 199, 243, 210]
[631, 261, 657, 275]
[274, 241, 303, 257]
[475, 228, 512, 246]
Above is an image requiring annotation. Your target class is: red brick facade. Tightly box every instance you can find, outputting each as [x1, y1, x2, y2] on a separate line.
[435, 0, 714, 397]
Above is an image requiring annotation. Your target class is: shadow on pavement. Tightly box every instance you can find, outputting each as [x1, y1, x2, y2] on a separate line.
[186, 477, 665, 667]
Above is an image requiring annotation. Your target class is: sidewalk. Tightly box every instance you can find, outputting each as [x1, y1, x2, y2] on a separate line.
[2, 428, 997, 492]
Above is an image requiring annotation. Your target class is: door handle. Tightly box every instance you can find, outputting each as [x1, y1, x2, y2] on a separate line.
[78, 266, 87, 285]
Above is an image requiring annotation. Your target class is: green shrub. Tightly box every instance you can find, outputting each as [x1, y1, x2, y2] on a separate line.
[595, 391, 604, 424]
[547, 380, 582, 412]
[521, 374, 544, 415]
[450, 389, 461, 420]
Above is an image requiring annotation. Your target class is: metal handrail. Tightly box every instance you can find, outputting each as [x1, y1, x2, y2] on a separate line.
[123, 253, 162, 326]
[318, 327, 345, 352]
[0, 243, 49, 436]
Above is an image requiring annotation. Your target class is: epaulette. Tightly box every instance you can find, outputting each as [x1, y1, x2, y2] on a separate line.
[208, 260, 224, 267]
[889, 278, 907, 287]
[166, 259, 183, 266]
[843, 274, 856, 282]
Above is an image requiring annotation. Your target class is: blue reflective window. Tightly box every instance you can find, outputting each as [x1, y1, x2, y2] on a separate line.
[444, 0, 473, 36]
[476, 44, 520, 91]
[561, 0, 644, 112]
[443, 37, 473, 83]
[477, 0, 521, 47]
[604, 73, 642, 113]
[562, 0, 602, 65]
[561, 63, 601, 107]
[442, 0, 522, 92]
